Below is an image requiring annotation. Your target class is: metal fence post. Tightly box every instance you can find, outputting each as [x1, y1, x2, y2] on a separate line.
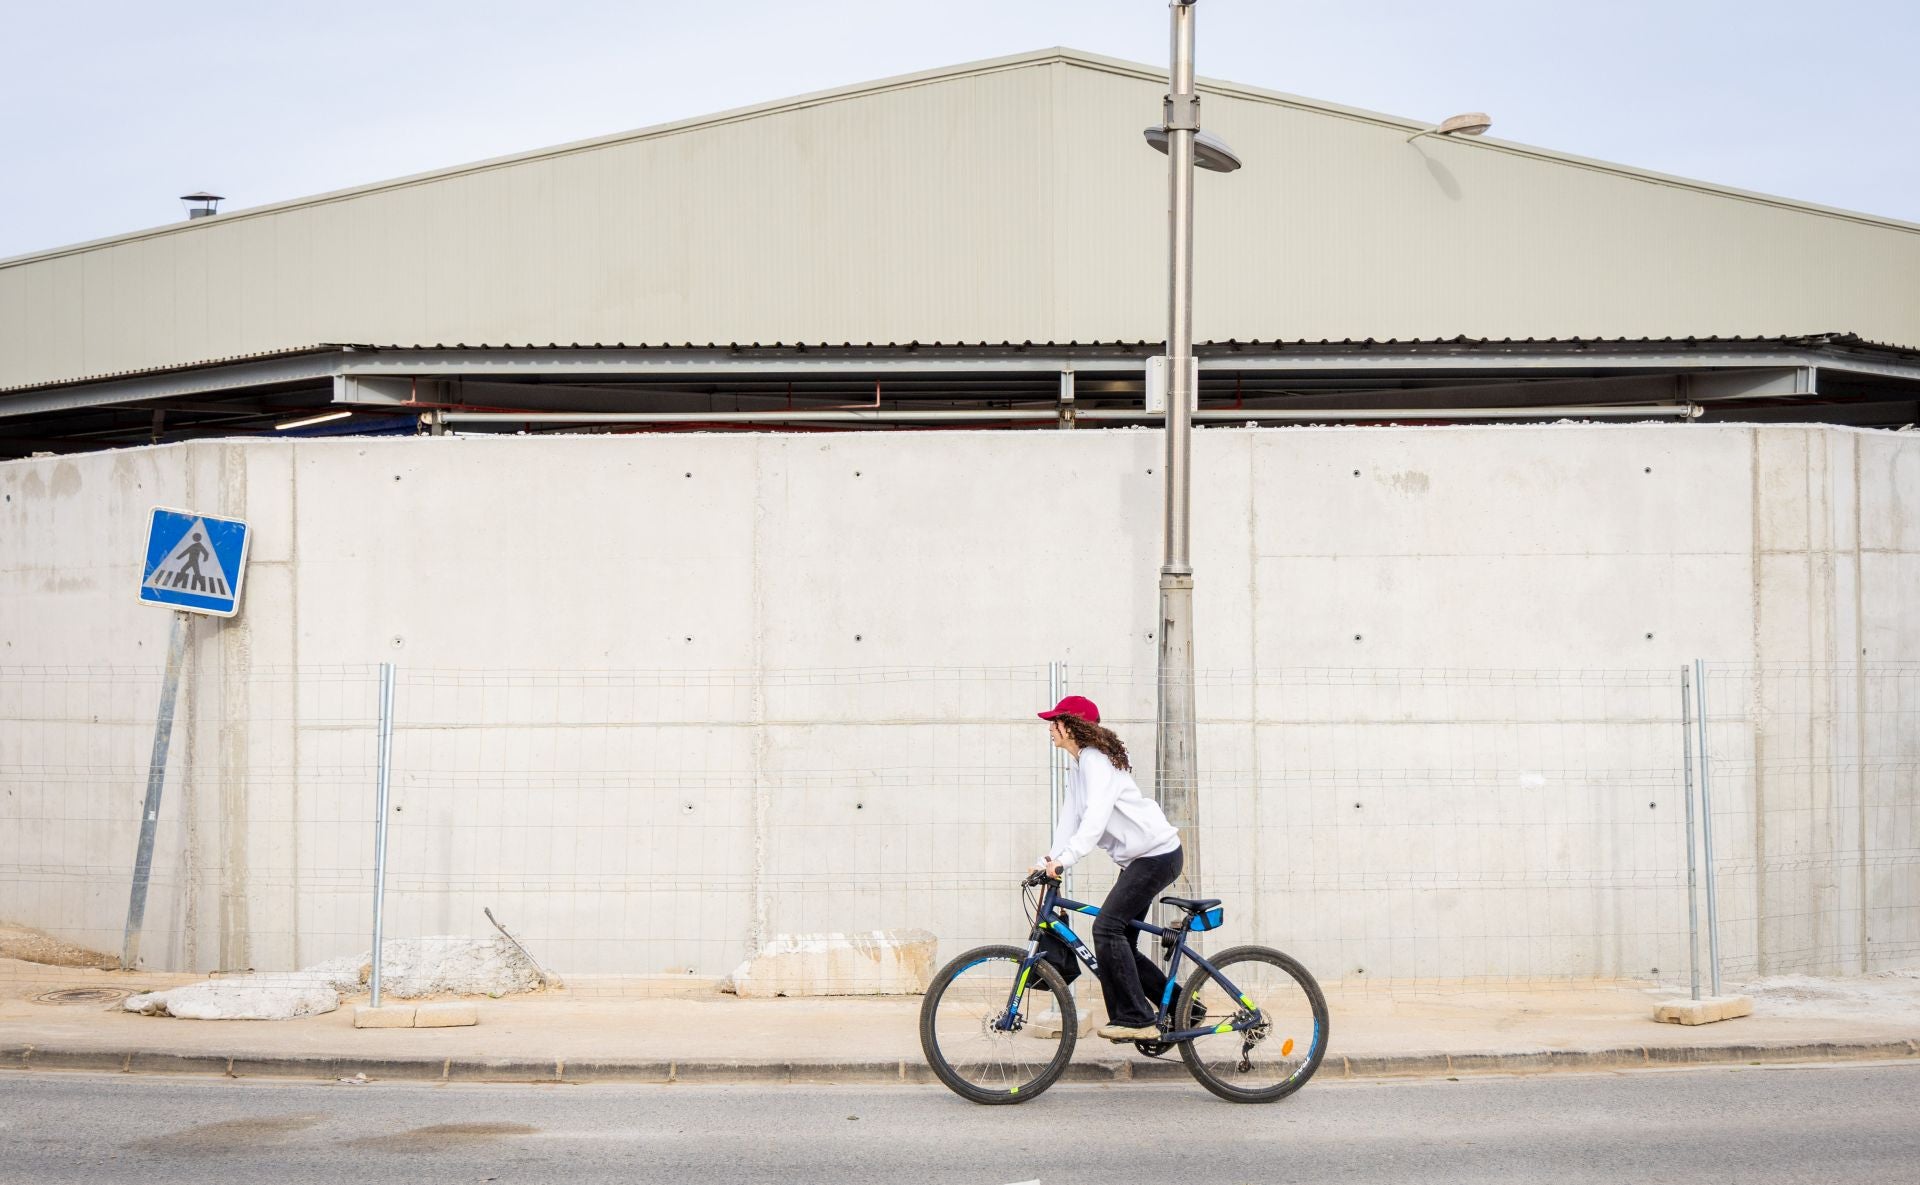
[368, 662, 397, 1007]
[1693, 659, 1723, 997]
[121, 610, 191, 970]
[1681, 664, 1701, 1002]
[1048, 661, 1064, 841]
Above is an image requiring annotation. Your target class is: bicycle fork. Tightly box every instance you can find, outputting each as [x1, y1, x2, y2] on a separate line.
[993, 951, 1038, 1032]
[996, 918, 1097, 1031]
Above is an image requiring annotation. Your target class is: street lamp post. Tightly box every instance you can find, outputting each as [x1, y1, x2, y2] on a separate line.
[1142, 1, 1239, 898]
[1158, 0, 1202, 896]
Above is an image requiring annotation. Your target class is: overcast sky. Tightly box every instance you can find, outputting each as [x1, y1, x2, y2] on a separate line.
[5, 0, 1914, 260]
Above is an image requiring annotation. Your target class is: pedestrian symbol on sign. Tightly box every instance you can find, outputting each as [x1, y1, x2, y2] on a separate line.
[146, 527, 228, 596]
[139, 508, 250, 617]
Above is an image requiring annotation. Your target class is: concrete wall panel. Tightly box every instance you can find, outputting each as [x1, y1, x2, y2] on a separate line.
[2, 422, 1916, 979]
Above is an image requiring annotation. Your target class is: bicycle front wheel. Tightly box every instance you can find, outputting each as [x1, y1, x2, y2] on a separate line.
[919, 944, 1076, 1104]
[1177, 945, 1328, 1103]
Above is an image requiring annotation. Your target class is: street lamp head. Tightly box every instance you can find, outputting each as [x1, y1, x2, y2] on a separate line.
[1406, 112, 1493, 144]
[1437, 112, 1493, 136]
[1142, 126, 1243, 173]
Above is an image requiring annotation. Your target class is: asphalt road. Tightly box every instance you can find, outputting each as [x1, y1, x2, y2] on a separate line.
[1, 1062, 1916, 1185]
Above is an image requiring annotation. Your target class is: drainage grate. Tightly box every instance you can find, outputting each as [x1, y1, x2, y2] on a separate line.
[32, 987, 133, 1006]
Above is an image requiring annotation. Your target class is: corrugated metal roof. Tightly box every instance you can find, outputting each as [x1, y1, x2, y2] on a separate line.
[0, 345, 355, 395]
[349, 332, 1918, 353]
[7, 334, 1916, 398]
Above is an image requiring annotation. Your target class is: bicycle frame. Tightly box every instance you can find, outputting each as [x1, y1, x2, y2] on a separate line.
[995, 877, 1263, 1044]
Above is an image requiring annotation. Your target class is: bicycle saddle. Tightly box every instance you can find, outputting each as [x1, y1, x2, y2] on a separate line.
[1160, 895, 1221, 913]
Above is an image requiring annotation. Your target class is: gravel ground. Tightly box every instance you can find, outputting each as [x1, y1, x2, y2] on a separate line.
[0, 923, 116, 970]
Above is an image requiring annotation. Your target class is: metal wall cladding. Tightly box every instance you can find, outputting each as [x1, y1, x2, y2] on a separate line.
[3, 51, 1919, 392]
[1049, 62, 1920, 349]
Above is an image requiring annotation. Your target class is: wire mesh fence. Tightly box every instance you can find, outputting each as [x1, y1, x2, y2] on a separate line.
[1698, 662, 1920, 981]
[378, 665, 1055, 993]
[0, 662, 382, 991]
[3, 659, 1914, 1004]
[1074, 665, 1694, 988]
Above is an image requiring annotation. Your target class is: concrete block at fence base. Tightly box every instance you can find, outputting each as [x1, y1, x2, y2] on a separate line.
[414, 1002, 479, 1028]
[1031, 1004, 1100, 1038]
[722, 929, 937, 998]
[353, 1004, 418, 1029]
[1654, 995, 1754, 1025]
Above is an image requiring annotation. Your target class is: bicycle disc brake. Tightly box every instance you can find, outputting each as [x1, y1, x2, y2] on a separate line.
[981, 1010, 1025, 1038]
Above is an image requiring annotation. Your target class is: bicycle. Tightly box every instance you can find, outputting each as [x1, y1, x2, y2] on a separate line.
[918, 870, 1329, 1104]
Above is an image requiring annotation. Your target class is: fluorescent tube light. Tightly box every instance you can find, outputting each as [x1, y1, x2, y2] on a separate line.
[275, 410, 352, 431]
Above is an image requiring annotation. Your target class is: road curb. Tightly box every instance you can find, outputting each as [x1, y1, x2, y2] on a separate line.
[1340, 1038, 1920, 1079]
[3, 1038, 1914, 1085]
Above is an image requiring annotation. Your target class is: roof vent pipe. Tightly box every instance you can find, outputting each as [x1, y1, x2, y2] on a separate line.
[180, 192, 224, 219]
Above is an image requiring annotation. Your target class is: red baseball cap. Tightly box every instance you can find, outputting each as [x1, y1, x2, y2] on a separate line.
[1038, 695, 1100, 724]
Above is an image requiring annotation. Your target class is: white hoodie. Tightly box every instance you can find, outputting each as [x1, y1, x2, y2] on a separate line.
[1043, 748, 1181, 870]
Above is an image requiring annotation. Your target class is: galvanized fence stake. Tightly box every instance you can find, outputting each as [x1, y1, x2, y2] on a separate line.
[1693, 659, 1723, 997]
[368, 662, 397, 1007]
[1681, 664, 1701, 1002]
[1050, 659, 1083, 1025]
[121, 610, 191, 970]
[1048, 660, 1064, 845]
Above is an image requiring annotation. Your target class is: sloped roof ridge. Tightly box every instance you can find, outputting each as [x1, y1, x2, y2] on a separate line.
[1050, 47, 1920, 236]
[0, 48, 1084, 269]
[4, 46, 1915, 270]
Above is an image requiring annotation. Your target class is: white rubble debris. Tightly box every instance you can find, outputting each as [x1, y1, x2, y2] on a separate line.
[368, 935, 545, 998]
[722, 928, 937, 998]
[123, 969, 352, 1021]
[124, 936, 544, 1020]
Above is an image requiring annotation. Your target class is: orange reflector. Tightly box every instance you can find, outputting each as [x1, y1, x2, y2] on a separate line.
[1281, 1038, 1295, 1056]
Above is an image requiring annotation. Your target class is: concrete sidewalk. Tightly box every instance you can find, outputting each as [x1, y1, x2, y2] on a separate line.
[4, 959, 1917, 1085]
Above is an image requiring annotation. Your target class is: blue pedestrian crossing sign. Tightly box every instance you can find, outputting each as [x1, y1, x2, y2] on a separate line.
[139, 507, 251, 617]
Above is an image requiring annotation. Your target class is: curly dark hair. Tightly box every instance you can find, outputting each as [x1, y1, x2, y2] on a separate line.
[1052, 713, 1131, 772]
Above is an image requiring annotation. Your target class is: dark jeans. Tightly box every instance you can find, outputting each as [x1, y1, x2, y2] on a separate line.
[1086, 846, 1183, 1027]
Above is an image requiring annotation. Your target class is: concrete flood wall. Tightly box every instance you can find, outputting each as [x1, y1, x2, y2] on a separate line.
[1, 424, 1916, 984]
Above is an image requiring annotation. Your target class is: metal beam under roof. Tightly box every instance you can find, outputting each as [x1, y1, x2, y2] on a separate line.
[6, 338, 1920, 446]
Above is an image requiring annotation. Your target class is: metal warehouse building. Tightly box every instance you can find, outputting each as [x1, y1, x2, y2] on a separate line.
[3, 48, 1919, 442]
[1, 50, 1916, 988]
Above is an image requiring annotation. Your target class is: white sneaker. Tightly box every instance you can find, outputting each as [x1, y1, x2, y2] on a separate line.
[1097, 1022, 1160, 1041]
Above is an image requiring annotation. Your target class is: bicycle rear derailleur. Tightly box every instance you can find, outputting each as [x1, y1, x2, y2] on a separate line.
[1235, 1009, 1269, 1073]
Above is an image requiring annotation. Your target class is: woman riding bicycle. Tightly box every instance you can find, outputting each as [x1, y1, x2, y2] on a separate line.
[1034, 695, 1183, 1042]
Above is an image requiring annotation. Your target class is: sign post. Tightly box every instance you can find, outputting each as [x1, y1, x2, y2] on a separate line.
[121, 508, 250, 969]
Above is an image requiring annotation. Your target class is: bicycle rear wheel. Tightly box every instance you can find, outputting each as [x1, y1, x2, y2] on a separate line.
[1177, 945, 1328, 1103]
[919, 944, 1076, 1104]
